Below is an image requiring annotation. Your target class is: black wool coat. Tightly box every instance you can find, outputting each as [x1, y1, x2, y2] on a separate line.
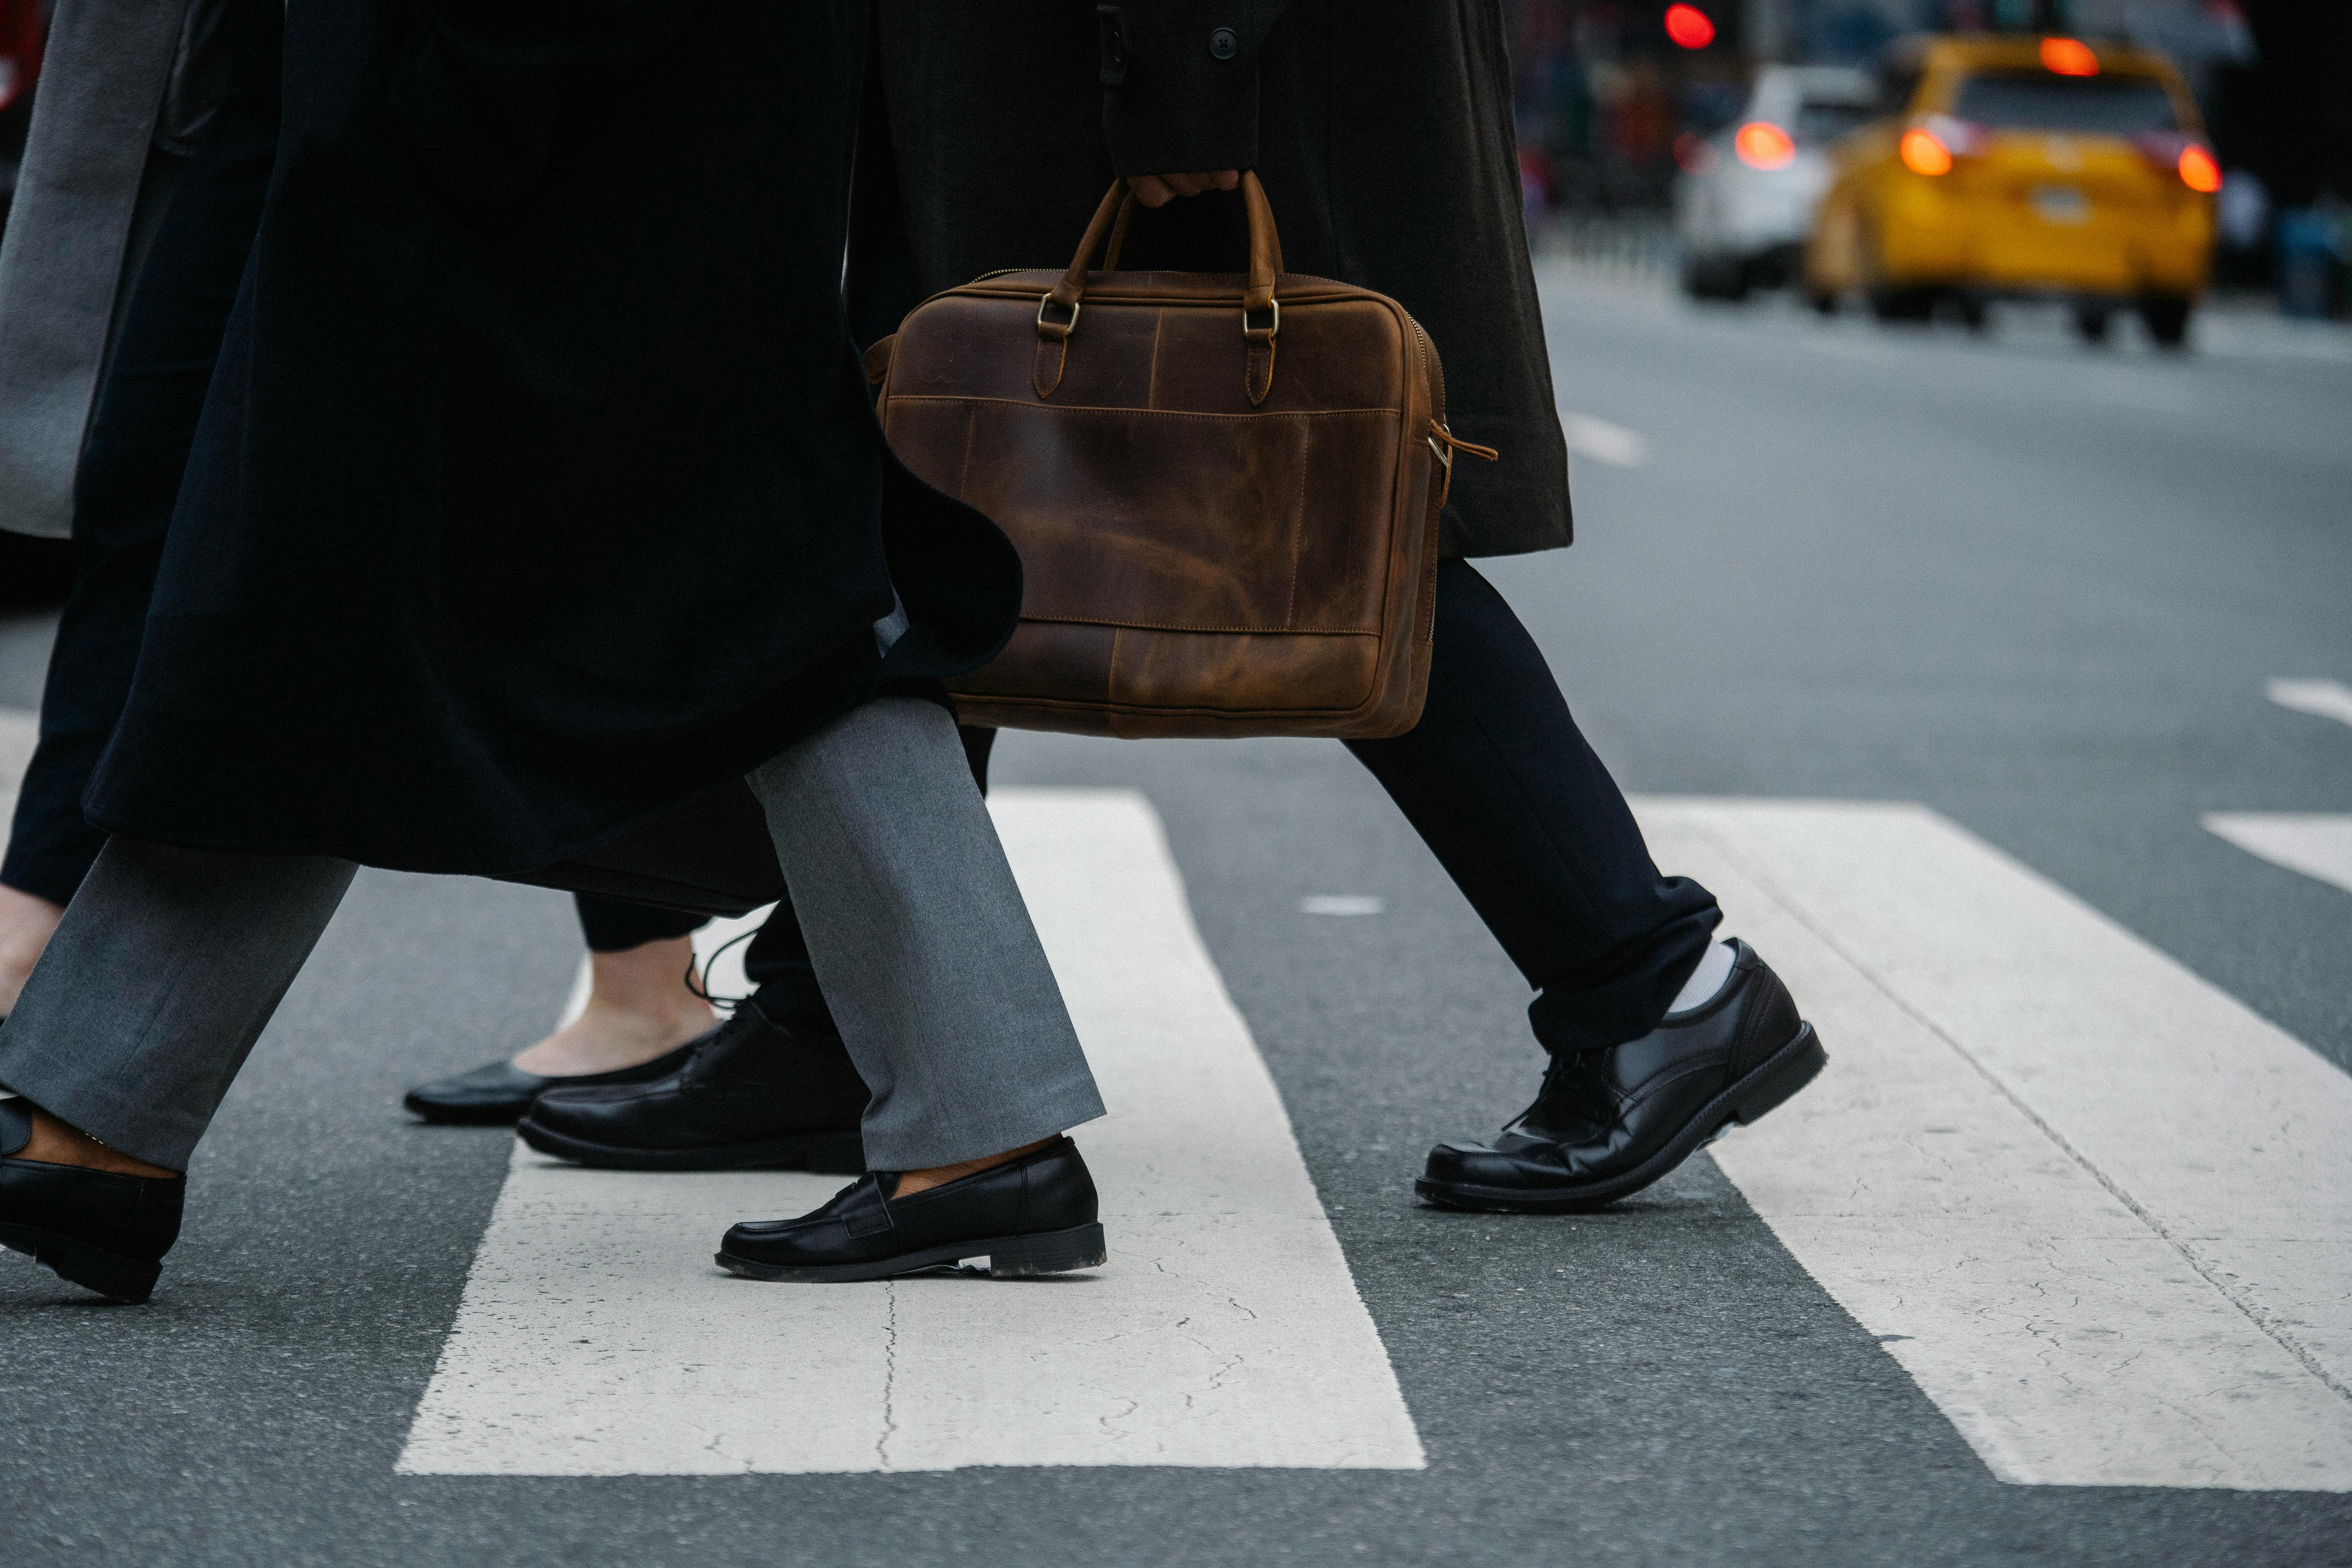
[84, 0, 1021, 880]
[863, 0, 1571, 559]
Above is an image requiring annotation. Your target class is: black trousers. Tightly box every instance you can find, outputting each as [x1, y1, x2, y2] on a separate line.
[0, 63, 708, 975]
[0, 95, 272, 907]
[733, 563, 1719, 1058]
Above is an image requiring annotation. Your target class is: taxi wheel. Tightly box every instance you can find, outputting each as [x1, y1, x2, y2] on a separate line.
[2139, 295, 2192, 350]
[1682, 254, 1751, 302]
[1869, 287, 1935, 324]
[2071, 304, 2114, 345]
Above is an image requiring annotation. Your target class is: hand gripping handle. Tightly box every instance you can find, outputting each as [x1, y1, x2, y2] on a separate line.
[1034, 172, 1287, 405]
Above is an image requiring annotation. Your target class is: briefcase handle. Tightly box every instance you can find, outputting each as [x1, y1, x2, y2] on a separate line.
[1035, 172, 1287, 407]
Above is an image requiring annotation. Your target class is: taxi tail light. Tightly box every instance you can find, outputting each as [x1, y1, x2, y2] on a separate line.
[1896, 114, 1987, 177]
[2176, 143, 2221, 192]
[1733, 120, 1796, 171]
[1899, 127, 1955, 177]
[2133, 132, 2221, 192]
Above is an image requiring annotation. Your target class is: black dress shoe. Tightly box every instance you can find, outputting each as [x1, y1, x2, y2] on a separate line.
[402, 1031, 708, 1125]
[517, 1001, 867, 1172]
[0, 1100, 184, 1304]
[716, 1136, 1106, 1282]
[1417, 940, 1826, 1214]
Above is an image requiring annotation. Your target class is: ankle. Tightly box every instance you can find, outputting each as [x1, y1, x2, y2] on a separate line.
[15, 1104, 180, 1180]
[583, 936, 709, 1019]
[893, 1136, 1058, 1197]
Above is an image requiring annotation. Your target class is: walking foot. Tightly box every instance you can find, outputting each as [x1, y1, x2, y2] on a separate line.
[716, 1136, 1104, 1282]
[0, 1100, 184, 1304]
[1416, 939, 1826, 1214]
[403, 936, 715, 1124]
[519, 1001, 867, 1172]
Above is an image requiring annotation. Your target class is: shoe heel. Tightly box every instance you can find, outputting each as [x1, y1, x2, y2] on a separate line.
[986, 1223, 1107, 1279]
[0, 1221, 161, 1305]
[1731, 1024, 1827, 1127]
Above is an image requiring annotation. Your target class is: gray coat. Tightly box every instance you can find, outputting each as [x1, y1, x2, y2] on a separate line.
[0, 0, 202, 539]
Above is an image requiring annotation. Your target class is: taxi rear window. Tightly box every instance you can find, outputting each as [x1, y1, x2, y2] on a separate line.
[1949, 72, 2178, 134]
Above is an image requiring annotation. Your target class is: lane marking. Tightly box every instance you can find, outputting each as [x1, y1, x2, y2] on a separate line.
[398, 788, 1423, 1475]
[2205, 812, 2352, 899]
[0, 706, 34, 830]
[2267, 678, 2352, 730]
[1561, 413, 1650, 468]
[1634, 797, 2352, 1490]
[1299, 895, 1385, 916]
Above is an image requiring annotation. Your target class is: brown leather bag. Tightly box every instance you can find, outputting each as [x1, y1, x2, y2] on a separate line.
[865, 174, 1495, 739]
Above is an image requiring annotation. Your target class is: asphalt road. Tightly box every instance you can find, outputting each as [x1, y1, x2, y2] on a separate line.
[2, 270, 2348, 1565]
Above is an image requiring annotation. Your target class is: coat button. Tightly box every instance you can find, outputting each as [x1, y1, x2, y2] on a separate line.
[1209, 27, 1238, 59]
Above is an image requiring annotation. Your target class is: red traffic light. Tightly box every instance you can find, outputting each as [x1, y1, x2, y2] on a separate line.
[1664, 4, 1716, 49]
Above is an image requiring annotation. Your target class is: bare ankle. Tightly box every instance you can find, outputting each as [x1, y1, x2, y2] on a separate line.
[510, 936, 715, 1076]
[14, 1104, 180, 1180]
[893, 1136, 1059, 1197]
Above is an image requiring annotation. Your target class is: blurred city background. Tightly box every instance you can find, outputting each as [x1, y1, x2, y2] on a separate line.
[1503, 0, 2348, 310]
[2, 6, 2348, 1560]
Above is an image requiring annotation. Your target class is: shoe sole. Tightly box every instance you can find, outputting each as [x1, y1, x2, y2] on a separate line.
[1414, 1023, 1828, 1216]
[0, 1219, 160, 1304]
[515, 1117, 866, 1175]
[715, 1221, 1108, 1283]
[404, 1097, 534, 1126]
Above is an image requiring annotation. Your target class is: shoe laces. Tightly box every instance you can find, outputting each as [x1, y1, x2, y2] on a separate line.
[684, 925, 762, 1014]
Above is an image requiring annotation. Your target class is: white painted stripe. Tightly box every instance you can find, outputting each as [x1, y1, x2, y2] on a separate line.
[398, 788, 1422, 1475]
[1299, 895, 1385, 916]
[1561, 412, 1650, 468]
[2267, 678, 2352, 730]
[1632, 797, 2352, 1490]
[0, 706, 35, 832]
[2205, 813, 2352, 899]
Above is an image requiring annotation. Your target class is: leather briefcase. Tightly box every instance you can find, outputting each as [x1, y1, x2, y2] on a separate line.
[865, 174, 1494, 740]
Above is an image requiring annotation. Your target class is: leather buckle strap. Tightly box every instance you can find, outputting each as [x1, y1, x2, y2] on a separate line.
[1427, 421, 1501, 508]
[1241, 297, 1279, 339]
[1036, 294, 1082, 340]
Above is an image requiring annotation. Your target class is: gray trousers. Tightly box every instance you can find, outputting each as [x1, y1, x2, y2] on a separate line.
[0, 696, 1103, 1171]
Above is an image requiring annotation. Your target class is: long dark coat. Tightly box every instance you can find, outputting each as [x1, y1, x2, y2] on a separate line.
[81, 0, 1021, 880]
[864, 0, 1570, 559]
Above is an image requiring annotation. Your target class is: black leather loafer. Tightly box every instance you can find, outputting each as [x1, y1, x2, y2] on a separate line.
[402, 1031, 709, 1125]
[716, 1136, 1105, 1282]
[0, 1100, 184, 1304]
[1417, 940, 1826, 1214]
[517, 1001, 867, 1172]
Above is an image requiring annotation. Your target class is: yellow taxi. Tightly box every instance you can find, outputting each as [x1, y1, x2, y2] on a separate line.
[1803, 34, 2217, 345]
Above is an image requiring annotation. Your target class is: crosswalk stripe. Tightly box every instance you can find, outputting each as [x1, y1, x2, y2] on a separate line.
[2205, 812, 2352, 899]
[2267, 678, 2352, 730]
[1635, 797, 2352, 1490]
[396, 787, 1423, 1475]
[0, 706, 34, 835]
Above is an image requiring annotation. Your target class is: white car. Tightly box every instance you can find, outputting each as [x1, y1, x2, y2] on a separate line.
[1675, 65, 1877, 299]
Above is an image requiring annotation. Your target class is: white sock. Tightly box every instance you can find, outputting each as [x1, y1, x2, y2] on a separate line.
[1668, 940, 1737, 1014]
